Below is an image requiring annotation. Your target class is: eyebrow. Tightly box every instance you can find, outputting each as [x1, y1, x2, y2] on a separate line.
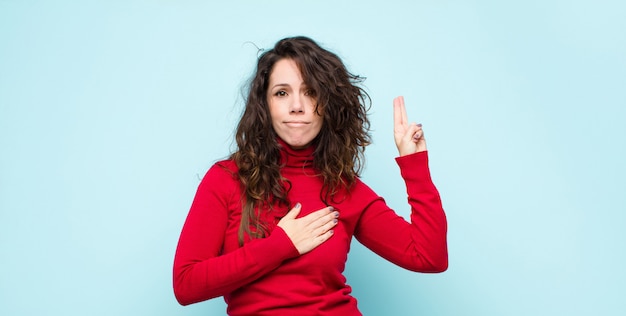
[269, 82, 309, 91]
[270, 83, 290, 90]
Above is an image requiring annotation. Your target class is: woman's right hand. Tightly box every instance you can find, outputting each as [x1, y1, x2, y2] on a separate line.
[277, 203, 339, 255]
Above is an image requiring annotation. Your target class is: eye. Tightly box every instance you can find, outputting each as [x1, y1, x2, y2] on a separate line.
[304, 89, 316, 97]
[275, 90, 287, 97]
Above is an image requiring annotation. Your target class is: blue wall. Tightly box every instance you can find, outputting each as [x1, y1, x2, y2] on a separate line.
[1, 1, 624, 315]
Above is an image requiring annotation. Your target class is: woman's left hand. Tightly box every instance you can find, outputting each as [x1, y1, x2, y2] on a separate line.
[393, 96, 427, 156]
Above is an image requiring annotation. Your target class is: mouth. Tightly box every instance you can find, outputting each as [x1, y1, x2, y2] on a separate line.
[284, 121, 309, 126]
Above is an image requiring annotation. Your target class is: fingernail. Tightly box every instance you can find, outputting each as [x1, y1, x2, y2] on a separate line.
[295, 202, 301, 208]
[328, 206, 334, 211]
[329, 230, 334, 235]
[333, 218, 338, 223]
[417, 123, 422, 127]
[335, 211, 340, 218]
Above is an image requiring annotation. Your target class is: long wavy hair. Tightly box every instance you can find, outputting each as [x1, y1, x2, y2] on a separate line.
[232, 36, 371, 245]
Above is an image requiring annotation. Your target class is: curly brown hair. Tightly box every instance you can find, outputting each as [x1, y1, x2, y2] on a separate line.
[232, 36, 371, 245]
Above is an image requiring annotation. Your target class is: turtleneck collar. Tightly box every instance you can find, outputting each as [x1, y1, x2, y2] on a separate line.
[277, 137, 315, 169]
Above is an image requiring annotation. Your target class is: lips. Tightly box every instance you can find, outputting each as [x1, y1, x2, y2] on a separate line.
[284, 121, 309, 127]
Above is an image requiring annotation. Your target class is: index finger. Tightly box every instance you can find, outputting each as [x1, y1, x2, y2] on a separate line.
[301, 206, 335, 223]
[393, 96, 408, 128]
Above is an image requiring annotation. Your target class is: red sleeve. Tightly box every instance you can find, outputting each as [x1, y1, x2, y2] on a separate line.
[172, 163, 300, 305]
[354, 151, 448, 273]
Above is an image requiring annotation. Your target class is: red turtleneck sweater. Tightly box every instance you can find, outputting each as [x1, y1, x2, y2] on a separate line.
[173, 142, 447, 315]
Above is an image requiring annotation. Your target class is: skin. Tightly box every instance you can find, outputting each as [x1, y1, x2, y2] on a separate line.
[267, 58, 323, 150]
[271, 58, 427, 255]
[393, 96, 426, 156]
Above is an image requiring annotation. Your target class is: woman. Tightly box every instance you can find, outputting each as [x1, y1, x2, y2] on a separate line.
[173, 36, 448, 315]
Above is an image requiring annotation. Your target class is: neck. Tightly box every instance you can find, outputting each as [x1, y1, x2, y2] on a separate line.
[278, 138, 315, 169]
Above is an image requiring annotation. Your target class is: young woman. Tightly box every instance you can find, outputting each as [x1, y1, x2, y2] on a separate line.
[173, 36, 448, 315]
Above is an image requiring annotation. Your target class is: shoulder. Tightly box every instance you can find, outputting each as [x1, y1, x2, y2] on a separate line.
[200, 159, 240, 189]
[212, 159, 238, 174]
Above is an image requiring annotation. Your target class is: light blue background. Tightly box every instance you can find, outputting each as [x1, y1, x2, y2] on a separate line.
[1, 0, 625, 315]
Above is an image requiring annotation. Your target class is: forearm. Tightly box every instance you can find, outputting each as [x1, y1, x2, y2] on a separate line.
[173, 227, 298, 305]
[398, 150, 448, 271]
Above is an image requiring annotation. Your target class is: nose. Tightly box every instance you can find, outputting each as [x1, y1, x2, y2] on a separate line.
[289, 94, 304, 114]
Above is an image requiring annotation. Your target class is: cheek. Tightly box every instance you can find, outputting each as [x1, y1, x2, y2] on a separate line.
[312, 116, 324, 133]
[267, 101, 281, 124]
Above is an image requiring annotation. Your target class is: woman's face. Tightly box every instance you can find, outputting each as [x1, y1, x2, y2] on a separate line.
[267, 58, 323, 149]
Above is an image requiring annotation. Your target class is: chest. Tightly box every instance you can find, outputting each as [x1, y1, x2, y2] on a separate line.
[221, 174, 361, 271]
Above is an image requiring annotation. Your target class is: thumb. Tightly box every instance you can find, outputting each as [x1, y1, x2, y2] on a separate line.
[403, 123, 419, 143]
[283, 202, 302, 220]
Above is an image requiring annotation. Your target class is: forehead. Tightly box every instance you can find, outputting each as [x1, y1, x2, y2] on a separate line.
[269, 58, 304, 85]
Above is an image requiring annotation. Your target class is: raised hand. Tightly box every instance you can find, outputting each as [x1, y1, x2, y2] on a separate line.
[277, 203, 339, 255]
[393, 96, 427, 156]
